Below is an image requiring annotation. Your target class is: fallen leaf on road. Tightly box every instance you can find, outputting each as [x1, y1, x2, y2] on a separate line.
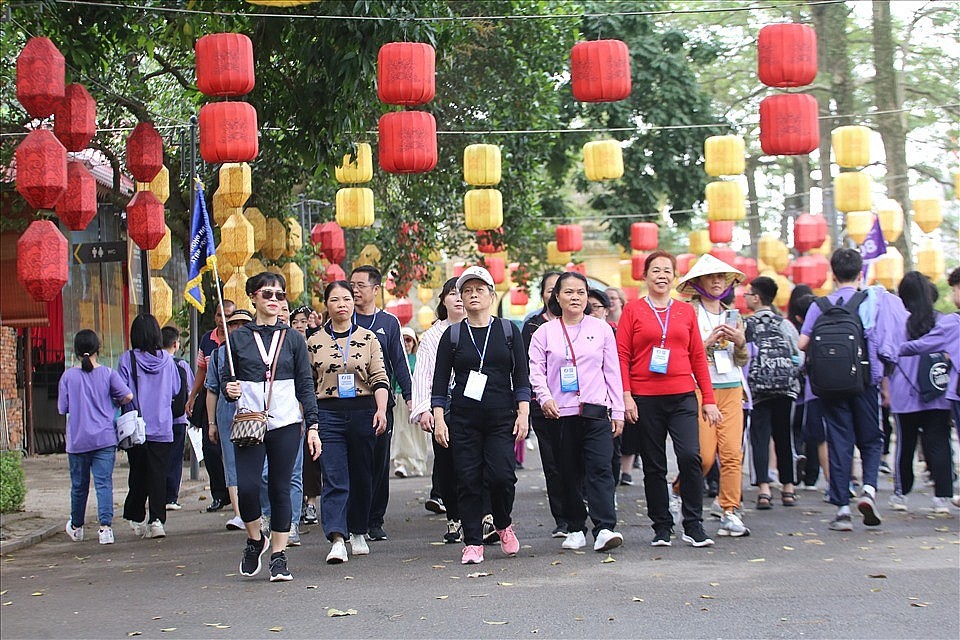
[782, 546, 795, 551]
[175, 565, 185, 569]
[498, 582, 514, 586]
[0, 590, 5, 596]
[632, 597, 644, 602]
[910, 602, 928, 608]
[804, 539, 825, 545]
[601, 556, 615, 564]
[934, 526, 949, 532]
[344, 576, 354, 580]
[306, 585, 318, 589]
[430, 541, 445, 546]
[868, 574, 887, 579]
[432, 565, 445, 569]
[2, 602, 12, 606]
[152, 617, 162, 620]
[269, 625, 284, 631]
[748, 558, 765, 563]
[327, 609, 357, 617]
[483, 620, 508, 625]
[224, 573, 236, 577]
[700, 595, 715, 599]
[467, 572, 491, 578]
[573, 551, 585, 555]
[574, 617, 584, 621]
[74, 556, 90, 561]
[402, 557, 419, 563]
[469, 594, 488, 597]
[871, 588, 881, 593]
[203, 623, 221, 627]
[550, 561, 561, 566]
[126, 633, 141, 637]
[214, 625, 229, 629]
[30, 592, 43, 597]
[436, 595, 448, 600]
[160, 628, 177, 632]
[174, 573, 183, 577]
[709, 582, 719, 587]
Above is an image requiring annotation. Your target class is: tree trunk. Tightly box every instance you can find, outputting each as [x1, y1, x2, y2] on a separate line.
[745, 157, 762, 260]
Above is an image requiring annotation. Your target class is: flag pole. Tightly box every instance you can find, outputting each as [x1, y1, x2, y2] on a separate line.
[195, 177, 236, 379]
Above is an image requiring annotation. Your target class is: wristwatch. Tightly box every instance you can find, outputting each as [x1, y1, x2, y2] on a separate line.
[307, 424, 319, 431]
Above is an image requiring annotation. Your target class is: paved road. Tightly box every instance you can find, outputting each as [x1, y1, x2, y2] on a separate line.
[1, 456, 957, 639]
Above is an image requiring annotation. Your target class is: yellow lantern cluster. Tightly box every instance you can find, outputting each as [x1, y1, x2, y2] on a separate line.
[876, 199, 903, 243]
[245, 257, 266, 277]
[464, 144, 501, 186]
[422, 265, 444, 289]
[221, 212, 256, 267]
[809, 234, 832, 257]
[547, 241, 571, 266]
[845, 211, 873, 245]
[335, 143, 373, 184]
[149, 225, 172, 270]
[464, 189, 503, 231]
[136, 165, 170, 205]
[835, 171, 872, 213]
[215, 244, 236, 281]
[219, 163, 252, 208]
[282, 262, 304, 302]
[913, 198, 942, 234]
[773, 274, 793, 309]
[872, 246, 904, 290]
[357, 244, 381, 266]
[688, 229, 711, 255]
[832, 125, 871, 168]
[285, 217, 302, 257]
[917, 239, 945, 282]
[417, 304, 435, 331]
[583, 140, 624, 181]
[224, 271, 253, 312]
[336, 187, 375, 228]
[263, 217, 287, 261]
[705, 181, 745, 221]
[758, 235, 789, 273]
[244, 207, 266, 250]
[704, 135, 745, 177]
[212, 191, 240, 227]
[150, 277, 173, 327]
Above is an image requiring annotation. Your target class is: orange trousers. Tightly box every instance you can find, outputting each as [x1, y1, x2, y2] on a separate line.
[697, 386, 744, 512]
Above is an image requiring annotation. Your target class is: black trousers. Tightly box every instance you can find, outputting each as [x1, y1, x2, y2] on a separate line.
[201, 433, 228, 502]
[165, 423, 186, 504]
[302, 435, 323, 498]
[894, 409, 954, 498]
[124, 440, 173, 524]
[449, 406, 517, 545]
[750, 396, 796, 486]
[635, 393, 703, 533]
[368, 403, 394, 529]
[531, 414, 566, 530]
[557, 415, 617, 537]
[235, 423, 301, 533]
[431, 435, 460, 521]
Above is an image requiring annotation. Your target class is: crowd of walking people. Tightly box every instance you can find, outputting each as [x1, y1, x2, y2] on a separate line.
[58, 250, 960, 581]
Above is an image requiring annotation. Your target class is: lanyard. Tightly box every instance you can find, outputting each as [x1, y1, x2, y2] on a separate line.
[327, 323, 353, 371]
[644, 296, 673, 348]
[558, 318, 583, 365]
[252, 331, 281, 382]
[354, 309, 378, 330]
[465, 317, 493, 372]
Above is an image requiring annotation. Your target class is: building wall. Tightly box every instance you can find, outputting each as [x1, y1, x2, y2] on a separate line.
[0, 327, 23, 450]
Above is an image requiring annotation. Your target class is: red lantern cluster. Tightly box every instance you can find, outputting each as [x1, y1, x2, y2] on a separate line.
[630, 222, 658, 251]
[793, 213, 827, 253]
[791, 254, 829, 289]
[759, 93, 819, 156]
[378, 111, 437, 174]
[126, 122, 164, 182]
[555, 224, 583, 253]
[16, 37, 65, 119]
[56, 162, 97, 231]
[565, 262, 587, 276]
[758, 24, 817, 88]
[708, 220, 734, 244]
[733, 256, 759, 282]
[126, 190, 166, 250]
[15, 129, 67, 210]
[482, 256, 506, 284]
[387, 297, 414, 326]
[196, 32, 258, 164]
[310, 221, 346, 265]
[324, 263, 347, 284]
[54, 84, 97, 152]
[17, 220, 68, 302]
[476, 228, 504, 254]
[377, 42, 436, 106]
[709, 246, 738, 267]
[570, 40, 631, 103]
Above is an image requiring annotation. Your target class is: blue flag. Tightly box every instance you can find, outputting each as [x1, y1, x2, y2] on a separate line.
[183, 180, 217, 312]
[859, 214, 887, 279]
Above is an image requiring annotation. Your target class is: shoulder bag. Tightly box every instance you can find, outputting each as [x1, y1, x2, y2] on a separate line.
[116, 350, 147, 449]
[231, 330, 286, 447]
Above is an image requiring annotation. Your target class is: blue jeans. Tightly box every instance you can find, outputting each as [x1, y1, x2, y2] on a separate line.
[319, 407, 376, 540]
[822, 385, 883, 507]
[261, 431, 304, 524]
[69, 447, 116, 527]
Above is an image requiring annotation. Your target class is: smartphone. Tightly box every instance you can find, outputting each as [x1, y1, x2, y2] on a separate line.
[724, 309, 740, 327]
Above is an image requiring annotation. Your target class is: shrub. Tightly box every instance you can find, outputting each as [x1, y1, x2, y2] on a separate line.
[0, 451, 26, 513]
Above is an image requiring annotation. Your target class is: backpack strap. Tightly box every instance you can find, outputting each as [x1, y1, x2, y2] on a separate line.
[843, 289, 869, 314]
[129, 350, 140, 412]
[449, 320, 461, 357]
[813, 296, 833, 314]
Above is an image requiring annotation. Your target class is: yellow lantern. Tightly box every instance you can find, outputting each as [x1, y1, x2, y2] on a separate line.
[464, 189, 503, 231]
[223, 271, 253, 312]
[547, 241, 572, 266]
[583, 140, 624, 181]
[773, 274, 792, 309]
[417, 286, 434, 304]
[768, 244, 790, 274]
[136, 165, 170, 205]
[150, 277, 173, 327]
[149, 224, 172, 270]
[358, 244, 381, 266]
[688, 229, 711, 255]
[282, 262, 304, 302]
[334, 143, 373, 184]
[422, 265, 444, 289]
[335, 187, 375, 228]
[913, 198, 943, 234]
[417, 304, 435, 331]
[705, 180, 745, 221]
[215, 245, 236, 281]
[704, 135, 745, 177]
[212, 190, 241, 227]
[263, 217, 287, 261]
[917, 240, 945, 282]
[267, 264, 283, 275]
[832, 125, 871, 168]
[245, 257, 267, 277]
[810, 234, 832, 257]
[244, 207, 267, 250]
[758, 235, 781, 265]
[285, 217, 303, 257]
[219, 162, 252, 208]
[872, 247, 904, 290]
[835, 171, 872, 213]
[221, 212, 256, 267]
[845, 211, 873, 244]
[812, 281, 833, 297]
[464, 144, 502, 186]
[876, 199, 903, 243]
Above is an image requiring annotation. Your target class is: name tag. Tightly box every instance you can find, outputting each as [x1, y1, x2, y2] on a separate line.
[464, 370, 488, 401]
[560, 365, 579, 392]
[713, 349, 733, 374]
[338, 373, 357, 398]
[650, 347, 670, 374]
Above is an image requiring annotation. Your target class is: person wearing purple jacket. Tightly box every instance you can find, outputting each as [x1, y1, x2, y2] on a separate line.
[59, 329, 133, 545]
[116, 314, 183, 540]
[529, 272, 625, 553]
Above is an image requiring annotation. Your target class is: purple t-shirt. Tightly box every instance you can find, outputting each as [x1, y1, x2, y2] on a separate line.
[117, 349, 181, 442]
[58, 366, 131, 454]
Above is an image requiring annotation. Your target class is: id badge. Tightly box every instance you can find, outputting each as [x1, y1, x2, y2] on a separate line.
[649, 347, 670, 374]
[464, 370, 488, 401]
[338, 373, 357, 398]
[560, 365, 579, 392]
[713, 349, 733, 374]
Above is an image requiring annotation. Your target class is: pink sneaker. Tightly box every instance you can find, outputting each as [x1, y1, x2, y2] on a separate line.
[461, 544, 484, 565]
[498, 524, 520, 556]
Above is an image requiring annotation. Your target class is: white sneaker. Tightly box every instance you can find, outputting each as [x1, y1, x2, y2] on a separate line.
[129, 519, 148, 538]
[98, 527, 115, 545]
[593, 529, 623, 552]
[709, 498, 723, 519]
[350, 533, 370, 555]
[888, 494, 908, 511]
[561, 531, 587, 550]
[718, 510, 749, 537]
[225, 515, 244, 531]
[931, 497, 952, 514]
[326, 539, 348, 564]
[394, 465, 408, 478]
[147, 520, 166, 538]
[165, 502, 182, 511]
[65, 521, 83, 542]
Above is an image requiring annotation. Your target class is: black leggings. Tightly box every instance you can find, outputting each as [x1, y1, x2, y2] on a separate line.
[235, 423, 302, 533]
[894, 410, 953, 498]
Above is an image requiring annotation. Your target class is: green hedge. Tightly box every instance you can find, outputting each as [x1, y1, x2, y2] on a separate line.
[0, 451, 26, 513]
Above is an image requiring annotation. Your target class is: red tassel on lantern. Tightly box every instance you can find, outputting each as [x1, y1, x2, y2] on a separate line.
[199, 102, 259, 163]
[386, 297, 414, 326]
[56, 162, 97, 231]
[555, 224, 583, 253]
[126, 122, 164, 182]
[570, 40, 631, 102]
[759, 94, 819, 156]
[378, 111, 437, 174]
[54, 84, 96, 151]
[758, 24, 817, 88]
[16, 37, 65, 119]
[708, 220, 734, 244]
[15, 129, 67, 210]
[195, 33, 255, 97]
[630, 222, 658, 251]
[477, 228, 505, 254]
[126, 190, 166, 250]
[377, 43, 436, 106]
[17, 220, 68, 302]
[793, 212, 827, 253]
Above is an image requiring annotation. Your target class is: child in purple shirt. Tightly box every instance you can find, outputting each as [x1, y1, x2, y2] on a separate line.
[58, 330, 133, 545]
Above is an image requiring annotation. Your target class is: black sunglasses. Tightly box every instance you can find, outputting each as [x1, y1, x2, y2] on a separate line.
[256, 289, 287, 301]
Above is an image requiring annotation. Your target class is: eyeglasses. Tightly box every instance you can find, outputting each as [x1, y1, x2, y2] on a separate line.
[744, 292, 759, 298]
[256, 289, 287, 301]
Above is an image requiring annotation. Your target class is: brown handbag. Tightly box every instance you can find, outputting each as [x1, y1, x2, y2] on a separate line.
[231, 330, 286, 447]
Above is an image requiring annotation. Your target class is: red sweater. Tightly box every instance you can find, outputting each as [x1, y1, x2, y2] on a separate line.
[615, 298, 715, 404]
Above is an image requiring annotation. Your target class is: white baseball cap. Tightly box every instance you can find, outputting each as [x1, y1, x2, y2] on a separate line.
[456, 266, 495, 291]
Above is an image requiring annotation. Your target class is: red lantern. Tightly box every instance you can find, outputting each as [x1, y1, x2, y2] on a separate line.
[54, 84, 96, 151]
[378, 111, 437, 174]
[16, 37, 65, 119]
[477, 228, 504, 254]
[126, 122, 164, 182]
[708, 220, 734, 244]
[623, 286, 640, 303]
[630, 222, 658, 251]
[483, 256, 506, 284]
[555, 224, 583, 252]
[509, 288, 529, 306]
[709, 246, 738, 267]
[566, 262, 587, 276]
[733, 256, 759, 282]
[17, 220, 68, 302]
[759, 94, 819, 156]
[733, 285, 750, 316]
[793, 212, 827, 253]
[377, 42, 436, 106]
[631, 253, 649, 281]
[15, 129, 67, 210]
[758, 24, 817, 88]
[195, 33, 255, 97]
[56, 162, 97, 231]
[126, 190, 166, 250]
[312, 221, 346, 265]
[676, 253, 697, 276]
[452, 263, 467, 278]
[386, 297, 414, 326]
[570, 40, 631, 102]
[791, 254, 829, 288]
[199, 102, 259, 163]
[324, 263, 346, 284]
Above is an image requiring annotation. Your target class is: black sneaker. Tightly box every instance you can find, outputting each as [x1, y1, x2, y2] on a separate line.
[239, 535, 267, 577]
[303, 503, 318, 525]
[651, 529, 672, 547]
[425, 497, 446, 514]
[482, 518, 500, 544]
[681, 527, 715, 548]
[269, 551, 292, 582]
[443, 520, 463, 544]
[619, 473, 634, 486]
[368, 525, 387, 541]
[206, 498, 225, 513]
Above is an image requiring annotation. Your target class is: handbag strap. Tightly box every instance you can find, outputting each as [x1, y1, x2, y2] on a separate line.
[128, 350, 140, 412]
[263, 330, 286, 413]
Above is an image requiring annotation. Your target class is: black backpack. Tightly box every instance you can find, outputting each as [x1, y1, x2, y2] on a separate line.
[806, 290, 870, 399]
[171, 357, 189, 418]
[449, 318, 515, 370]
[745, 313, 799, 399]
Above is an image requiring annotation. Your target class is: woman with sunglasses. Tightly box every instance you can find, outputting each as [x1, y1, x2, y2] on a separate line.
[221, 272, 319, 582]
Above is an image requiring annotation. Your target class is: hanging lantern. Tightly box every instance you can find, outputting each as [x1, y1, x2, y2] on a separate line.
[547, 241, 571, 266]
[386, 297, 414, 326]
[733, 256, 759, 282]
[845, 211, 873, 244]
[464, 144, 502, 186]
[199, 101, 259, 163]
[708, 220, 735, 244]
[759, 94, 819, 155]
[15, 129, 67, 210]
[53, 84, 96, 151]
[224, 271, 253, 312]
[620, 259, 639, 286]
[221, 211, 256, 266]
[917, 240, 945, 283]
[631, 253, 649, 281]
[709, 246, 738, 267]
[417, 285, 434, 304]
[16, 37, 65, 119]
[509, 288, 529, 307]
[809, 234, 832, 257]
[689, 229, 711, 255]
[676, 253, 697, 276]
[285, 217, 303, 257]
[126, 190, 165, 250]
[17, 220, 68, 302]
[282, 262, 304, 302]
[704, 135, 745, 177]
[835, 171, 872, 213]
[832, 125, 871, 168]
[793, 213, 827, 253]
[464, 189, 503, 231]
[757, 23, 817, 88]
[312, 221, 347, 264]
[55, 161, 96, 231]
[216, 246, 237, 281]
[245, 257, 267, 277]
[243, 207, 266, 250]
[149, 225, 172, 270]
[323, 263, 346, 284]
[212, 190, 240, 227]
[126, 122, 164, 183]
[555, 224, 583, 253]
[218, 162, 252, 209]
[483, 256, 506, 284]
[417, 305, 435, 331]
[773, 274, 793, 309]
[150, 277, 173, 326]
[566, 262, 587, 276]
[263, 217, 287, 261]
[768, 243, 791, 274]
[913, 198, 943, 233]
[706, 180, 745, 221]
[335, 187, 375, 228]
[357, 244, 382, 266]
[630, 222, 658, 251]
[477, 228, 505, 254]
[791, 254, 829, 289]
[872, 247, 904, 290]
[335, 143, 373, 184]
[136, 164, 170, 205]
[733, 285, 750, 316]
[195, 33, 255, 97]
[570, 39, 631, 102]
[378, 111, 437, 173]
[377, 42, 435, 106]
[758, 235, 782, 265]
[876, 199, 903, 242]
[583, 140, 624, 181]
